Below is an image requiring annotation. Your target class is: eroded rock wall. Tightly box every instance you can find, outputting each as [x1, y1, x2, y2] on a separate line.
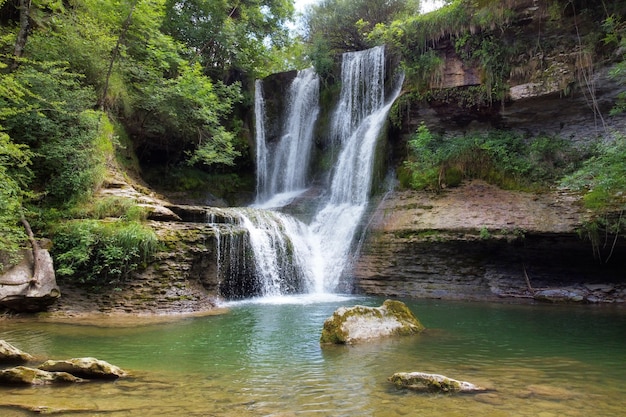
[354, 182, 626, 302]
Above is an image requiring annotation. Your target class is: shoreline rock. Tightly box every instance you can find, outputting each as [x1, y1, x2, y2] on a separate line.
[0, 340, 34, 363]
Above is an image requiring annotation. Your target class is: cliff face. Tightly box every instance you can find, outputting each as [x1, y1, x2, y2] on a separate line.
[351, 2, 626, 302]
[353, 181, 626, 302]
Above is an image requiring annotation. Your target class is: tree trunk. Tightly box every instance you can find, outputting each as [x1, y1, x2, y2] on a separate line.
[12, 0, 31, 69]
[20, 214, 40, 286]
[99, 0, 138, 110]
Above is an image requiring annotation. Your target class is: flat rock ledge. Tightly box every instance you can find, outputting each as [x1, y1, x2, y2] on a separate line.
[0, 340, 34, 363]
[389, 372, 488, 393]
[0, 343, 127, 386]
[0, 366, 83, 385]
[320, 299, 424, 344]
[38, 357, 128, 380]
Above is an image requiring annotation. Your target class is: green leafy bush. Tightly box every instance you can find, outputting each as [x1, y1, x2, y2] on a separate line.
[403, 123, 578, 191]
[561, 134, 626, 212]
[52, 220, 158, 287]
[0, 131, 33, 265]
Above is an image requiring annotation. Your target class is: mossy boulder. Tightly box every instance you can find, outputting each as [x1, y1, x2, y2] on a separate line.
[389, 371, 488, 393]
[320, 299, 424, 344]
[38, 357, 128, 380]
[0, 366, 83, 385]
[0, 340, 34, 363]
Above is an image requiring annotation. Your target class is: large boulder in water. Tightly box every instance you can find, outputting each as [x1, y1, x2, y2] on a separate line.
[320, 299, 424, 344]
[0, 340, 34, 363]
[0, 366, 82, 385]
[38, 357, 128, 379]
[389, 371, 488, 393]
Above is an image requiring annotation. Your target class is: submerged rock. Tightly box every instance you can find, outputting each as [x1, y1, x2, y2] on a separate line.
[0, 366, 82, 385]
[320, 299, 424, 344]
[38, 357, 128, 379]
[388, 371, 488, 393]
[0, 340, 34, 363]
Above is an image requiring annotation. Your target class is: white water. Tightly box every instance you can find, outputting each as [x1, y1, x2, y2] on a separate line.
[255, 68, 320, 204]
[218, 46, 403, 299]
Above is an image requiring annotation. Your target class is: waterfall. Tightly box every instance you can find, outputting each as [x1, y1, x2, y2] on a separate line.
[255, 68, 320, 207]
[216, 46, 402, 299]
[254, 79, 269, 202]
[309, 45, 403, 292]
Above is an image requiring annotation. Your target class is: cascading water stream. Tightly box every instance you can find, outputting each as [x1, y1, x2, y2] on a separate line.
[214, 46, 403, 299]
[254, 68, 320, 208]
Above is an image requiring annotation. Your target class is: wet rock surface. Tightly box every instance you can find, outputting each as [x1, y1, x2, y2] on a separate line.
[0, 340, 34, 363]
[0, 366, 82, 385]
[38, 357, 128, 380]
[389, 371, 489, 393]
[320, 299, 424, 344]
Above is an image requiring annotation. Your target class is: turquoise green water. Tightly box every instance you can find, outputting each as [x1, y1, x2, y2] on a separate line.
[1, 296, 625, 416]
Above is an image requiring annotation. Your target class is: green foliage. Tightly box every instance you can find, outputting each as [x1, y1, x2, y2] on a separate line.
[561, 134, 626, 213]
[602, 15, 626, 115]
[135, 62, 242, 168]
[403, 123, 579, 191]
[305, 0, 408, 52]
[52, 220, 158, 287]
[366, 0, 519, 98]
[144, 165, 252, 202]
[162, 0, 295, 80]
[0, 131, 33, 264]
[38, 110, 110, 205]
[560, 134, 626, 262]
[72, 196, 149, 221]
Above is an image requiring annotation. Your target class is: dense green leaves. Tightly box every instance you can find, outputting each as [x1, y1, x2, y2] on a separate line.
[0, 131, 32, 262]
[162, 0, 295, 80]
[402, 123, 579, 191]
[52, 220, 158, 286]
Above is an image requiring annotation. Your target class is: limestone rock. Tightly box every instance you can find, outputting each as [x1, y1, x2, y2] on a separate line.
[0, 366, 82, 385]
[388, 371, 488, 393]
[0, 340, 34, 363]
[38, 357, 128, 379]
[533, 288, 585, 303]
[0, 248, 60, 312]
[320, 299, 424, 344]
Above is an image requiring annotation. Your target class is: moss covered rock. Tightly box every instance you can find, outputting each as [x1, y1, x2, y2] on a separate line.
[320, 299, 424, 344]
[388, 371, 488, 393]
[0, 366, 82, 385]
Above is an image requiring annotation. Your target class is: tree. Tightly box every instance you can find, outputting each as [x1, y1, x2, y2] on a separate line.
[304, 0, 411, 52]
[162, 0, 295, 80]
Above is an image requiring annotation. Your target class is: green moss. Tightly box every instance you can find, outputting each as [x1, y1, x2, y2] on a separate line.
[320, 300, 424, 344]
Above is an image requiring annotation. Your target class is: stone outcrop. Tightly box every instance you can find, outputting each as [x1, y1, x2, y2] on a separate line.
[0, 340, 34, 363]
[38, 357, 127, 380]
[0, 245, 60, 313]
[0, 366, 83, 385]
[320, 299, 424, 344]
[388, 372, 488, 393]
[355, 181, 626, 302]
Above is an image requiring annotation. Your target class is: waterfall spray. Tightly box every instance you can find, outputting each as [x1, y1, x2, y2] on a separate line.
[216, 46, 403, 299]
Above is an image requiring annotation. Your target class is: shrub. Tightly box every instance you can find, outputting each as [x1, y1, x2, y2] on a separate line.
[403, 123, 578, 191]
[52, 220, 158, 287]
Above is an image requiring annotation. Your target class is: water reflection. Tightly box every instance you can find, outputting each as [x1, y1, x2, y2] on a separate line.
[1, 298, 625, 416]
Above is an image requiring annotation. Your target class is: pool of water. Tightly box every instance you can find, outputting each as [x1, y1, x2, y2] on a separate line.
[1, 296, 625, 416]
